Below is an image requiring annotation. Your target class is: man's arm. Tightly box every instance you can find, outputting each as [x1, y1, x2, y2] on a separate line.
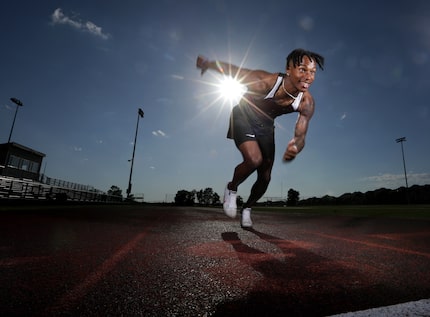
[196, 55, 271, 91]
[196, 55, 246, 76]
[283, 95, 315, 161]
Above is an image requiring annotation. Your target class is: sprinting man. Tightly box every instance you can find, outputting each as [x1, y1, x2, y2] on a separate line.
[196, 49, 324, 228]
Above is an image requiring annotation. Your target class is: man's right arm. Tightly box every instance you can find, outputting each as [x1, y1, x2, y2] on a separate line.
[196, 55, 250, 77]
[196, 55, 271, 92]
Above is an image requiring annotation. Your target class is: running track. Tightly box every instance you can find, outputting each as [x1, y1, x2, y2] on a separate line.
[0, 205, 429, 316]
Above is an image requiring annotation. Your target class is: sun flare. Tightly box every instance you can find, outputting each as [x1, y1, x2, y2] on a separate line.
[217, 76, 247, 105]
[193, 53, 251, 124]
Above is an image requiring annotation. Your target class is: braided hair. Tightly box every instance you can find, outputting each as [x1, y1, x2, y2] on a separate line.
[286, 49, 324, 70]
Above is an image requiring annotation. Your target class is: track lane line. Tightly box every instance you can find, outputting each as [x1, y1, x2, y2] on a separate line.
[309, 232, 430, 259]
[48, 230, 148, 313]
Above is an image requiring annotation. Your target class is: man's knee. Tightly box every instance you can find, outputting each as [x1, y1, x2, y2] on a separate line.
[245, 156, 263, 169]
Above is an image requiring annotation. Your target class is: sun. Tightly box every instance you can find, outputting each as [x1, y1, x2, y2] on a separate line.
[217, 75, 247, 106]
[192, 56, 249, 123]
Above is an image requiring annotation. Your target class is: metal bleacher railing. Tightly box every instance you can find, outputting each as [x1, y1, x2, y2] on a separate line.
[0, 174, 122, 202]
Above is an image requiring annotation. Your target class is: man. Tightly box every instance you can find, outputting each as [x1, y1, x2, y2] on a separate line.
[196, 49, 324, 228]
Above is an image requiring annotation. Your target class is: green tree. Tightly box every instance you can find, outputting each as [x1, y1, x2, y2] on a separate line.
[107, 185, 122, 197]
[196, 189, 203, 204]
[200, 187, 214, 205]
[196, 187, 221, 206]
[287, 188, 300, 206]
[212, 192, 221, 205]
[237, 195, 244, 207]
[175, 190, 195, 206]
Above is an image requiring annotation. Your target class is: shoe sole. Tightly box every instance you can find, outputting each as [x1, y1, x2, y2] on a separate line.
[223, 208, 237, 218]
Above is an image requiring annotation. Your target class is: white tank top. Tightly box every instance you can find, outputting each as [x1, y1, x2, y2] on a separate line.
[264, 74, 303, 110]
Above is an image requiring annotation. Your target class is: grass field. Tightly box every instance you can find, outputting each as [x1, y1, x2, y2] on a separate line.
[0, 202, 429, 220]
[253, 204, 430, 219]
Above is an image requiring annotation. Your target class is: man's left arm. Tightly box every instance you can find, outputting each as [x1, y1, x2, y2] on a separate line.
[283, 97, 315, 161]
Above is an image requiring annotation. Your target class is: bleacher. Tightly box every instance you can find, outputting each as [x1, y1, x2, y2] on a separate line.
[0, 175, 122, 202]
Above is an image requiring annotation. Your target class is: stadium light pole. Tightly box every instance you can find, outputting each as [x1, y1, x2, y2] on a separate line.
[126, 108, 144, 199]
[395, 137, 408, 190]
[8, 97, 24, 143]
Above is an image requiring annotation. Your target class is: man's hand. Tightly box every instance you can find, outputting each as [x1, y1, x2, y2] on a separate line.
[283, 139, 299, 161]
[196, 55, 209, 76]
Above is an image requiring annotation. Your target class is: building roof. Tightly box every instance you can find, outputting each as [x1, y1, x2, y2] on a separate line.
[0, 142, 46, 157]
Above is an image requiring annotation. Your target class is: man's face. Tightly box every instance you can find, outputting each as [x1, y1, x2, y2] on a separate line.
[287, 56, 317, 92]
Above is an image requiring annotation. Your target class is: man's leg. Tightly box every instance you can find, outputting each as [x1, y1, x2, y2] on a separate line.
[239, 159, 273, 228]
[243, 159, 274, 208]
[227, 140, 263, 191]
[223, 140, 262, 217]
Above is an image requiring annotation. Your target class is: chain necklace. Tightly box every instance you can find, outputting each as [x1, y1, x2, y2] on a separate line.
[282, 78, 298, 100]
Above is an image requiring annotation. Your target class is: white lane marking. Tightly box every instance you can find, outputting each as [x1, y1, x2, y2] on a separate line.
[328, 298, 430, 316]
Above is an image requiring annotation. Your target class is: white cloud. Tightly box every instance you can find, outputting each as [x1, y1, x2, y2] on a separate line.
[164, 53, 175, 61]
[152, 130, 167, 137]
[2, 104, 13, 111]
[171, 74, 184, 80]
[51, 8, 81, 28]
[51, 8, 110, 40]
[340, 113, 347, 120]
[85, 21, 108, 39]
[361, 172, 430, 188]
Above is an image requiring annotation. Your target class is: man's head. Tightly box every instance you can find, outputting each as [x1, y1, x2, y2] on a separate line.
[286, 49, 324, 70]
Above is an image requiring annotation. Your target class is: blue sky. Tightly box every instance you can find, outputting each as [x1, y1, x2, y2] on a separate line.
[1, 1, 429, 202]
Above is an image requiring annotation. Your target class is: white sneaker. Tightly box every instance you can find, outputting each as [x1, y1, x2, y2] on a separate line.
[241, 208, 253, 228]
[223, 185, 237, 218]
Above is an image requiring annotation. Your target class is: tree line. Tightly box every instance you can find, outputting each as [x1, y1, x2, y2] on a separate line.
[174, 188, 301, 206]
[299, 184, 430, 205]
[109, 184, 429, 205]
[174, 185, 430, 206]
[174, 188, 221, 206]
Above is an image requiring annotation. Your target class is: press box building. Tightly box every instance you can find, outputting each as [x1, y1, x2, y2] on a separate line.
[0, 142, 45, 181]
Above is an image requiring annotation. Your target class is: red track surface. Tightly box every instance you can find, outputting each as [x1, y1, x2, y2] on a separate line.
[0, 205, 429, 316]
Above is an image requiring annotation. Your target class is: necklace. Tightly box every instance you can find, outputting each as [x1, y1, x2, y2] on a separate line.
[282, 78, 298, 100]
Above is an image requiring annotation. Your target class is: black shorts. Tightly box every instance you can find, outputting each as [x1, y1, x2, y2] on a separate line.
[227, 105, 275, 160]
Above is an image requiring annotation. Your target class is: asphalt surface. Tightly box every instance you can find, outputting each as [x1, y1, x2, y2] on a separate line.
[0, 204, 429, 316]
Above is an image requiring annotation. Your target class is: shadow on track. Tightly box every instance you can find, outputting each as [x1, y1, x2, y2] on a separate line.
[216, 228, 403, 317]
